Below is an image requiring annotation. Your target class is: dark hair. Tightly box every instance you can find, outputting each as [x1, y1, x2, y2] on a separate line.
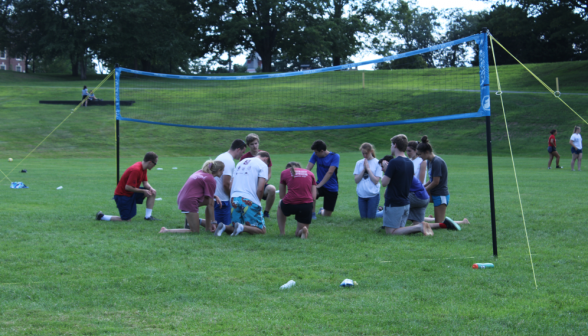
[416, 135, 433, 154]
[311, 140, 327, 152]
[407, 140, 419, 151]
[574, 125, 581, 132]
[550, 129, 556, 135]
[285, 161, 302, 176]
[144, 151, 158, 162]
[390, 134, 408, 152]
[257, 151, 270, 159]
[230, 139, 247, 150]
[378, 155, 395, 167]
[83, 85, 87, 89]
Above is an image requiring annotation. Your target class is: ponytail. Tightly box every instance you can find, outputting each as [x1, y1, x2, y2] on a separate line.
[285, 161, 302, 176]
[202, 159, 225, 175]
[416, 135, 433, 154]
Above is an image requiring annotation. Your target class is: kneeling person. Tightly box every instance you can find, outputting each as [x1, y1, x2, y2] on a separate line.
[277, 162, 317, 239]
[96, 152, 159, 222]
[160, 160, 224, 234]
[217, 151, 271, 236]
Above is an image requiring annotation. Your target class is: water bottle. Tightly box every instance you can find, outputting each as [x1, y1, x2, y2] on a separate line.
[472, 263, 494, 269]
[280, 280, 296, 289]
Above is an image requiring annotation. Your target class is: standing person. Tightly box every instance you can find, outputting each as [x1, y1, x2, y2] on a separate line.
[380, 135, 435, 235]
[547, 129, 563, 169]
[407, 140, 427, 183]
[240, 133, 276, 218]
[212, 139, 247, 231]
[306, 140, 340, 218]
[353, 143, 382, 219]
[96, 152, 159, 222]
[215, 151, 271, 236]
[277, 162, 317, 239]
[417, 135, 460, 231]
[570, 126, 582, 171]
[159, 160, 224, 234]
[82, 85, 88, 107]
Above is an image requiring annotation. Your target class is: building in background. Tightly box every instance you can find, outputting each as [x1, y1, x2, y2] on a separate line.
[0, 50, 26, 72]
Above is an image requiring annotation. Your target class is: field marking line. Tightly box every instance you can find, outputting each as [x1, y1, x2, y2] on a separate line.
[490, 35, 538, 290]
[0, 168, 12, 183]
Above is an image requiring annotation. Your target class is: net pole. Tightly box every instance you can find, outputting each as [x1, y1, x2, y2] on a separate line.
[481, 29, 498, 257]
[116, 119, 120, 184]
[115, 65, 121, 185]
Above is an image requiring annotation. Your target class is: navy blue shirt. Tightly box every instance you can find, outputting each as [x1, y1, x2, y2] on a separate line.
[384, 156, 414, 207]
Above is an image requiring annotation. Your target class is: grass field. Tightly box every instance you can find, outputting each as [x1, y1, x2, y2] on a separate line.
[0, 61, 587, 334]
[1, 153, 587, 335]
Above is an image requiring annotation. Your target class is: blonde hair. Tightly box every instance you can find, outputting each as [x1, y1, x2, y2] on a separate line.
[246, 133, 260, 146]
[359, 142, 376, 158]
[202, 160, 225, 175]
[285, 161, 302, 176]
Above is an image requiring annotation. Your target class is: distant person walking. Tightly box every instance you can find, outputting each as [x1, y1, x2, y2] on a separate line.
[82, 85, 89, 107]
[570, 126, 582, 171]
[547, 129, 562, 169]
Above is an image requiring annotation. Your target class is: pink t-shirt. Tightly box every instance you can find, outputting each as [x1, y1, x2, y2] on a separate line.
[280, 168, 316, 204]
[177, 170, 216, 213]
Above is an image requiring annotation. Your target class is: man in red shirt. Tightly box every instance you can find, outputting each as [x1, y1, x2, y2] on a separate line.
[239, 133, 276, 218]
[96, 152, 159, 221]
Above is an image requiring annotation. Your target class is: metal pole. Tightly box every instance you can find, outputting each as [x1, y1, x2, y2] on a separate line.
[486, 116, 498, 256]
[116, 119, 120, 184]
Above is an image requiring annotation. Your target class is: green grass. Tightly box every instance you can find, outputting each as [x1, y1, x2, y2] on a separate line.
[1, 154, 587, 335]
[0, 62, 587, 334]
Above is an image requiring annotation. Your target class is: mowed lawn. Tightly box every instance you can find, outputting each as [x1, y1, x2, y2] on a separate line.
[1, 153, 587, 335]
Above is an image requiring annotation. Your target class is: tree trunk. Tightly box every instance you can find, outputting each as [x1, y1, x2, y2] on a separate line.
[80, 55, 87, 80]
[71, 55, 79, 77]
[333, 56, 341, 66]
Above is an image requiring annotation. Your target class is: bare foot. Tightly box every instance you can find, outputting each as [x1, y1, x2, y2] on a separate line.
[159, 227, 167, 233]
[462, 218, 470, 225]
[421, 222, 434, 236]
[300, 226, 309, 239]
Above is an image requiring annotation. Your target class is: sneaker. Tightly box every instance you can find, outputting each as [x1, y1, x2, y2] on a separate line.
[444, 217, 461, 231]
[144, 216, 160, 221]
[319, 207, 324, 216]
[231, 223, 244, 236]
[556, 166, 564, 169]
[215, 222, 226, 236]
[96, 211, 104, 220]
[548, 167, 551, 169]
[263, 211, 270, 218]
[311, 212, 317, 220]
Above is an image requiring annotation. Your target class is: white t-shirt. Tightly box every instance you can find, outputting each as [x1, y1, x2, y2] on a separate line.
[353, 158, 382, 198]
[214, 151, 235, 201]
[570, 133, 582, 150]
[231, 157, 268, 206]
[412, 157, 427, 182]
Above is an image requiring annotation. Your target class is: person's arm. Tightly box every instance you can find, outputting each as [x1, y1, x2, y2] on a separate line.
[306, 162, 315, 171]
[381, 175, 391, 187]
[354, 161, 365, 184]
[205, 197, 215, 232]
[279, 183, 287, 199]
[222, 175, 231, 195]
[365, 159, 380, 185]
[312, 184, 317, 200]
[425, 176, 440, 193]
[267, 166, 272, 182]
[317, 166, 336, 188]
[418, 161, 427, 184]
[142, 181, 155, 193]
[570, 138, 577, 149]
[257, 177, 267, 200]
[126, 184, 151, 195]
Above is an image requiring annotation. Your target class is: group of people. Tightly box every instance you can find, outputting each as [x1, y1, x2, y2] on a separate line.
[96, 132, 467, 238]
[82, 85, 99, 107]
[547, 126, 583, 171]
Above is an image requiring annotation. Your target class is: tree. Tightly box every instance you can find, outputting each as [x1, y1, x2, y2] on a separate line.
[436, 9, 483, 67]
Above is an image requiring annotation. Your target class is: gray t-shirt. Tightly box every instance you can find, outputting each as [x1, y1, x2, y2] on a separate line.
[427, 155, 448, 196]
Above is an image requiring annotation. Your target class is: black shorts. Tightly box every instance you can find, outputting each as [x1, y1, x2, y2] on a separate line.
[280, 201, 313, 224]
[262, 183, 270, 201]
[317, 187, 338, 212]
[114, 190, 146, 220]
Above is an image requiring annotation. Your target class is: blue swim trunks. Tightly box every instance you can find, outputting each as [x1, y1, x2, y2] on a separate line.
[432, 195, 450, 207]
[231, 196, 265, 229]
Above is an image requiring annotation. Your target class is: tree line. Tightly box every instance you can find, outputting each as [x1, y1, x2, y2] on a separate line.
[0, 0, 586, 79]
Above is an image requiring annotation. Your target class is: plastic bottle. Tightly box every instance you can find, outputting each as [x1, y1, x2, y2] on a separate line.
[472, 263, 494, 269]
[280, 280, 296, 289]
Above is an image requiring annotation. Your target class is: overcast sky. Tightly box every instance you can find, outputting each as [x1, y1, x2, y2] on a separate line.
[417, 0, 493, 11]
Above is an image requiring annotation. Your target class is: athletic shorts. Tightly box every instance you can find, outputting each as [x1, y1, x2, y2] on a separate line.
[280, 201, 313, 224]
[231, 196, 265, 229]
[548, 146, 555, 153]
[114, 190, 146, 220]
[317, 187, 338, 212]
[571, 147, 583, 155]
[383, 204, 410, 229]
[214, 201, 232, 225]
[431, 195, 450, 207]
[407, 192, 429, 222]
